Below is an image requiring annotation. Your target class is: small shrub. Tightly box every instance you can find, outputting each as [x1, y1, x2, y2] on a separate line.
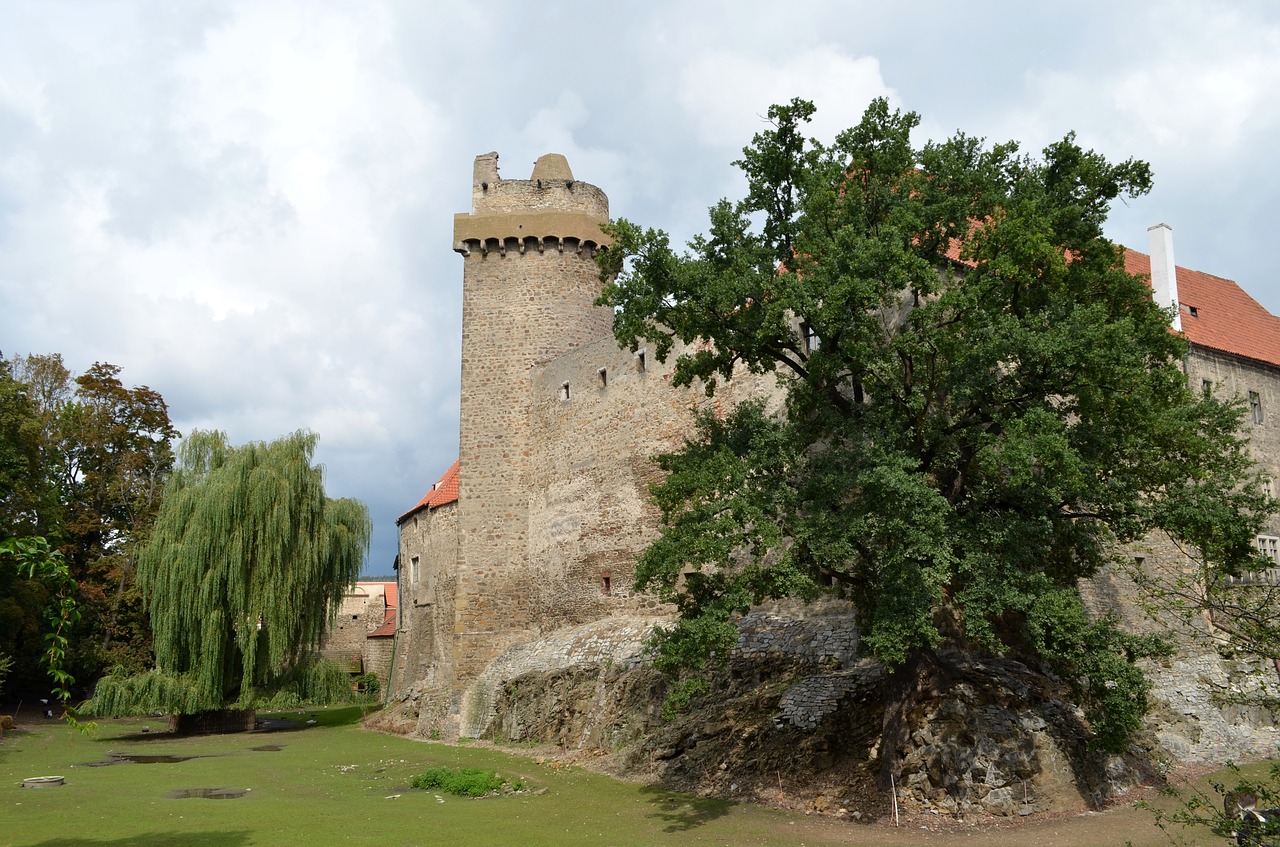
[354, 673, 380, 697]
[410, 766, 509, 797]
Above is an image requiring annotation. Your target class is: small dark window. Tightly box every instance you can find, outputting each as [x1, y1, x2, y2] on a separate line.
[636, 350, 647, 373]
[600, 574, 612, 595]
[1250, 391, 1264, 424]
[1201, 378, 1212, 396]
[352, 615, 359, 620]
[561, 382, 570, 401]
[598, 367, 607, 387]
[1188, 305, 1199, 318]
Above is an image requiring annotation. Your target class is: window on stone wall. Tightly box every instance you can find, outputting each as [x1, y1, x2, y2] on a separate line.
[561, 381, 570, 401]
[802, 322, 820, 354]
[411, 556, 420, 586]
[636, 349, 647, 373]
[1250, 391, 1264, 424]
[600, 574, 611, 595]
[1201, 378, 1212, 396]
[1264, 478, 1275, 499]
[1221, 537, 1280, 586]
[598, 367, 607, 388]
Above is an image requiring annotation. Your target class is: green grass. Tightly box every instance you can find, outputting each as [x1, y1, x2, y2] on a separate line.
[410, 765, 515, 796]
[0, 709, 1198, 847]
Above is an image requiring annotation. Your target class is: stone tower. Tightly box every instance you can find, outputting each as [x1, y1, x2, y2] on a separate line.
[451, 152, 613, 688]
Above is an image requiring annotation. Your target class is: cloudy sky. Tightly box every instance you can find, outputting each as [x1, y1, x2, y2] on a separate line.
[4, 0, 1279, 575]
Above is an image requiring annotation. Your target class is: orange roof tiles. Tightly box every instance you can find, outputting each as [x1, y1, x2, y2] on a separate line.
[398, 459, 459, 523]
[368, 608, 396, 638]
[383, 583, 397, 610]
[1124, 249, 1280, 369]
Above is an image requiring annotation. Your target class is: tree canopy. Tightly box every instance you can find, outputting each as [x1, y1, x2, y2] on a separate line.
[596, 98, 1273, 755]
[89, 429, 371, 715]
[0, 355, 177, 696]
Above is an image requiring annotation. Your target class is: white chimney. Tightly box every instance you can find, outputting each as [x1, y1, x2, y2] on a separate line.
[1148, 223, 1181, 331]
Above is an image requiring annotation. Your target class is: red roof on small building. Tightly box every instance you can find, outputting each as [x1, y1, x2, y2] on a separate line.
[1124, 249, 1280, 369]
[398, 460, 460, 523]
[384, 582, 397, 610]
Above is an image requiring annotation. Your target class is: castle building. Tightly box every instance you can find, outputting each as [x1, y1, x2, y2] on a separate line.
[390, 152, 1280, 743]
[318, 579, 397, 690]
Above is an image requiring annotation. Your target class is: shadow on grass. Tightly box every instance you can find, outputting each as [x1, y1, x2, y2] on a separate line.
[17, 831, 251, 847]
[90, 703, 376, 743]
[259, 704, 371, 728]
[637, 784, 735, 832]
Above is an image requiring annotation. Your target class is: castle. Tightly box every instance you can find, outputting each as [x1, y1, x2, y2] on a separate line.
[386, 151, 1280, 753]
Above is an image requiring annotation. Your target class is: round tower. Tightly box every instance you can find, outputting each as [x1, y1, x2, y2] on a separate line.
[451, 152, 613, 691]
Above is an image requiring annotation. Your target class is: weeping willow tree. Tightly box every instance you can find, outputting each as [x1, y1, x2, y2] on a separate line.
[88, 429, 370, 716]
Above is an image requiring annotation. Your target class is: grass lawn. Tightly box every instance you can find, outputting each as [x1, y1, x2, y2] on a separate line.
[0, 706, 1217, 847]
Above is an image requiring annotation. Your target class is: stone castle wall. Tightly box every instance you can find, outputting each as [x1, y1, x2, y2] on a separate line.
[1188, 347, 1280, 519]
[389, 500, 458, 704]
[453, 153, 615, 692]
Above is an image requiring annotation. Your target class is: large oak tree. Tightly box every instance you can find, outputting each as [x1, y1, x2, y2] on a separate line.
[597, 99, 1273, 764]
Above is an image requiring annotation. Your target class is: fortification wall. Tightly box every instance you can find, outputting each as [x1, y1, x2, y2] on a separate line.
[1187, 347, 1280, 521]
[453, 152, 614, 691]
[525, 333, 788, 634]
[390, 502, 459, 702]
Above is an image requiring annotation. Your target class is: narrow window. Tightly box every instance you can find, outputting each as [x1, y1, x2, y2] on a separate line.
[636, 349, 647, 373]
[1188, 305, 1199, 318]
[1250, 391, 1264, 424]
[1263, 478, 1274, 499]
[1201, 378, 1212, 396]
[600, 574, 612, 596]
[411, 555, 420, 585]
[561, 382, 570, 401]
[598, 367, 607, 388]
[801, 322, 819, 354]
[853, 381, 865, 404]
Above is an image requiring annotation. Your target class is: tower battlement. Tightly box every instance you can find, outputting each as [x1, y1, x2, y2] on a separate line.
[453, 152, 610, 252]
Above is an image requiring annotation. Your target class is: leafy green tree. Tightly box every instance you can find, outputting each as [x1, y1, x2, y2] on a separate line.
[0, 536, 81, 722]
[0, 358, 62, 696]
[88, 429, 371, 716]
[596, 98, 1272, 771]
[2, 354, 179, 689]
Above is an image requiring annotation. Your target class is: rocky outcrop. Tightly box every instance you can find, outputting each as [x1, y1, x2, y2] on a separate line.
[375, 602, 1280, 820]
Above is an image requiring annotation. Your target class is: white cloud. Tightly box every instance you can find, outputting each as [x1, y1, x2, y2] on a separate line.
[677, 45, 898, 149]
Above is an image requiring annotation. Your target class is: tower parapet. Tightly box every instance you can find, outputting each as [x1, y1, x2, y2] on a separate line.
[454, 153, 610, 255]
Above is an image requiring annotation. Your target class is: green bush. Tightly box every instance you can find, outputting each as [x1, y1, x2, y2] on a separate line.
[354, 673, 380, 697]
[410, 766, 512, 797]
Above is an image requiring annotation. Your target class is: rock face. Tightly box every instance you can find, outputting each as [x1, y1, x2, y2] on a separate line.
[483, 647, 1134, 818]
[373, 599, 1280, 819]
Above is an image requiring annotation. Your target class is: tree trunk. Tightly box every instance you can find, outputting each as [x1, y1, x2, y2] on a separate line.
[877, 649, 952, 790]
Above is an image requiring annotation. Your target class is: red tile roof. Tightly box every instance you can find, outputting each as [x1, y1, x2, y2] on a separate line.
[397, 460, 460, 523]
[384, 583, 397, 610]
[1123, 249, 1280, 368]
[368, 608, 396, 638]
